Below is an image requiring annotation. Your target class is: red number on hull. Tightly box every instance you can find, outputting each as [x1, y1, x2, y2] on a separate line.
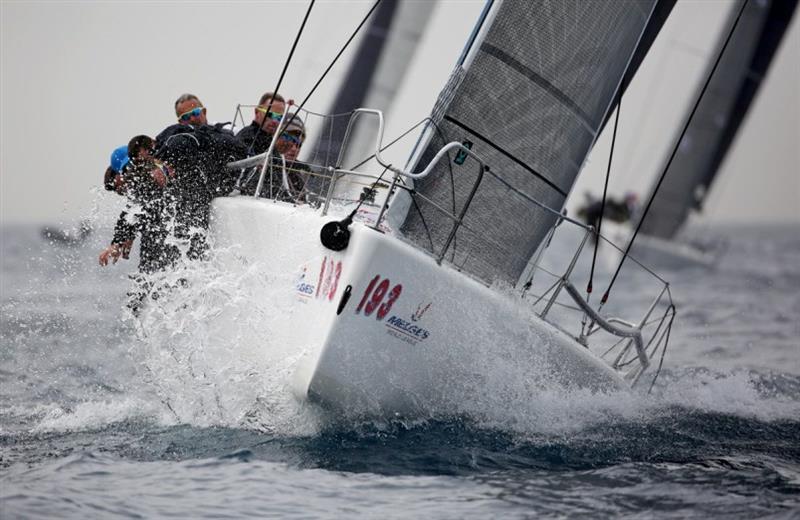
[356, 275, 403, 320]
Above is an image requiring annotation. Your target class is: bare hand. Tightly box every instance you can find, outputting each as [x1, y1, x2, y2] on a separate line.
[99, 244, 122, 266]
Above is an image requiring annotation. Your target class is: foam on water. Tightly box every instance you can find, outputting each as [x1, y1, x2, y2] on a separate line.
[122, 246, 325, 436]
[31, 398, 167, 433]
[19, 237, 791, 443]
[2, 222, 797, 441]
[2, 224, 799, 518]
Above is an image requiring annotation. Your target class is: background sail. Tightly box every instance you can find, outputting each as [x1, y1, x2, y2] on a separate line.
[398, 0, 663, 284]
[640, 0, 798, 239]
[307, 0, 436, 168]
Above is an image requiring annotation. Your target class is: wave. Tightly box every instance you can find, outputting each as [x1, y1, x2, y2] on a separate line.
[15, 242, 796, 440]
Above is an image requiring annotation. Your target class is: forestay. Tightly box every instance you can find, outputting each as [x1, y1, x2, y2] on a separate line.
[397, 0, 662, 285]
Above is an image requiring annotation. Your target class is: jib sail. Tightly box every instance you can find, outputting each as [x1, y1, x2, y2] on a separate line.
[396, 0, 667, 284]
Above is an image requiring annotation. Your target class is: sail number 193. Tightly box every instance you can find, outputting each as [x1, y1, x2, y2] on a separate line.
[355, 275, 402, 320]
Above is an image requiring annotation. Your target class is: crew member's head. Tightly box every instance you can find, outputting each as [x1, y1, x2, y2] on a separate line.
[276, 115, 305, 162]
[254, 91, 286, 135]
[104, 144, 130, 194]
[128, 135, 156, 163]
[175, 93, 207, 126]
[127, 135, 170, 191]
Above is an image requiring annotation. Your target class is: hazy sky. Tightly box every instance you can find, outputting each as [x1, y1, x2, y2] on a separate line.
[1, 0, 798, 225]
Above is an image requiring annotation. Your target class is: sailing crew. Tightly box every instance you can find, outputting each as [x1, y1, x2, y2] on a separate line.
[235, 92, 288, 155]
[578, 191, 640, 231]
[99, 135, 178, 272]
[273, 115, 309, 200]
[237, 113, 308, 200]
[155, 93, 209, 146]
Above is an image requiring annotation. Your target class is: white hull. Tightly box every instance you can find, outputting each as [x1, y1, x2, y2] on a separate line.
[209, 197, 627, 417]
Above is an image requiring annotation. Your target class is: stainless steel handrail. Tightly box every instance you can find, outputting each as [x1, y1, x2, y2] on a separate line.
[562, 281, 649, 379]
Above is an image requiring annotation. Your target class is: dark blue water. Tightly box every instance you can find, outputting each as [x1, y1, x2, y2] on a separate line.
[1, 222, 798, 518]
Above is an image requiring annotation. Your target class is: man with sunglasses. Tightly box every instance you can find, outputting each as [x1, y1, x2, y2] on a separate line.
[275, 116, 310, 201]
[155, 93, 210, 147]
[239, 114, 309, 201]
[235, 91, 288, 156]
[175, 93, 207, 126]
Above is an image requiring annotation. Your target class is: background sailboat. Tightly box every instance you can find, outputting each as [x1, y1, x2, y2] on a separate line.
[640, 0, 797, 241]
[306, 0, 435, 167]
[581, 0, 797, 270]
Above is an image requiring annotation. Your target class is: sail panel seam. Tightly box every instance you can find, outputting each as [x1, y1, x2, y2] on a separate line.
[479, 42, 595, 134]
[443, 115, 567, 198]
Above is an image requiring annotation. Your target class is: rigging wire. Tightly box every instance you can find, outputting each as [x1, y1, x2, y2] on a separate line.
[580, 93, 622, 337]
[600, 0, 748, 305]
[587, 92, 623, 296]
[347, 117, 430, 171]
[280, 0, 383, 146]
[249, 0, 316, 155]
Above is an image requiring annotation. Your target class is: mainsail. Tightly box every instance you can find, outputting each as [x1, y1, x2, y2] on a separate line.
[397, 0, 669, 285]
[640, 0, 798, 239]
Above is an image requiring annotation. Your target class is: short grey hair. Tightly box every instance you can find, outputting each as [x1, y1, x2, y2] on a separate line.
[174, 93, 202, 114]
[258, 91, 285, 106]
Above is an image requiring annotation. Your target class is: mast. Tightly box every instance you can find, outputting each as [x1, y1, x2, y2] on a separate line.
[640, 0, 798, 239]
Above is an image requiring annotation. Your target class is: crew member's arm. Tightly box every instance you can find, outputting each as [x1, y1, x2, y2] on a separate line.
[99, 240, 134, 266]
[98, 210, 137, 266]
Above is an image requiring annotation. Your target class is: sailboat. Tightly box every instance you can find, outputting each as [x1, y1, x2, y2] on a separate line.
[206, 0, 678, 417]
[601, 0, 797, 270]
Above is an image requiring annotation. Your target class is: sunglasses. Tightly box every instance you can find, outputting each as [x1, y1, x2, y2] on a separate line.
[279, 133, 303, 146]
[255, 107, 283, 121]
[178, 107, 204, 122]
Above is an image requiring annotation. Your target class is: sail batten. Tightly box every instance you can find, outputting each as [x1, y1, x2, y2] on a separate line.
[398, 0, 667, 284]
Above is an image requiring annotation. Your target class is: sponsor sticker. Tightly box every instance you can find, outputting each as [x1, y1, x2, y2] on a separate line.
[317, 256, 343, 302]
[294, 265, 315, 301]
[385, 314, 430, 345]
[354, 277, 431, 345]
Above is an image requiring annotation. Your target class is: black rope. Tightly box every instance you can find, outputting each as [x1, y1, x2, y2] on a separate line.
[248, 0, 315, 155]
[587, 92, 622, 295]
[601, 0, 748, 305]
[345, 117, 451, 258]
[280, 0, 382, 145]
[347, 164, 391, 219]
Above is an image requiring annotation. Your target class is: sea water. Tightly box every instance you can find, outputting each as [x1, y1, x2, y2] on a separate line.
[1, 222, 798, 518]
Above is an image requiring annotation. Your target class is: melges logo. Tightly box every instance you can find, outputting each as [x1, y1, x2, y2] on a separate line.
[385, 315, 430, 343]
[294, 266, 315, 299]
